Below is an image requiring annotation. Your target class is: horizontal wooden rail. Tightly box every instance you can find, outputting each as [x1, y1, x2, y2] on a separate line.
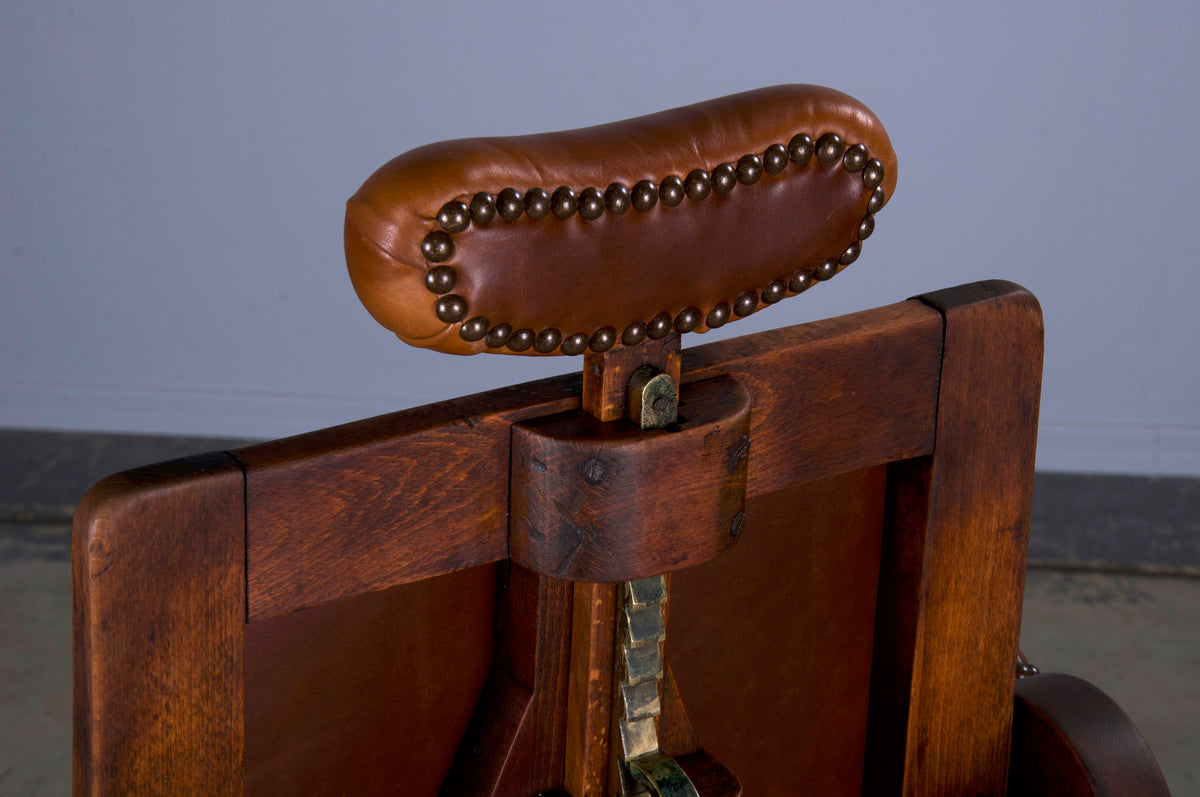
[235, 298, 942, 621]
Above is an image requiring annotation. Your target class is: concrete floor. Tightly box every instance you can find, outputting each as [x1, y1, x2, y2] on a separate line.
[1019, 570, 1199, 795]
[2, 526, 1196, 794]
[1, 530, 69, 796]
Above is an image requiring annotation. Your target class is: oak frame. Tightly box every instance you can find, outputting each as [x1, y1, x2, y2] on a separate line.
[74, 280, 1044, 795]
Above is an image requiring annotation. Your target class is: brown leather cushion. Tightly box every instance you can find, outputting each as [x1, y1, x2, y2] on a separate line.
[345, 84, 897, 356]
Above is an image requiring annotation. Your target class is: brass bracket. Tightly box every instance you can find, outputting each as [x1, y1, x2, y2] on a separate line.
[628, 752, 702, 797]
[616, 367, 699, 797]
[616, 575, 698, 797]
[627, 365, 678, 430]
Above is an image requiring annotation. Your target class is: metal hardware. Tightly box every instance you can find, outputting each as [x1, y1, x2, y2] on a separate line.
[1016, 659, 1041, 679]
[616, 574, 699, 797]
[615, 366, 699, 797]
[628, 752, 701, 797]
[417, 132, 889, 355]
[627, 366, 678, 430]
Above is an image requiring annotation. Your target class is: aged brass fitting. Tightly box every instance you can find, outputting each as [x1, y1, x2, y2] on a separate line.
[627, 365, 677, 430]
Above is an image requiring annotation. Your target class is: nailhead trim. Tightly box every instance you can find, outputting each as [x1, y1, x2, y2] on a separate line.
[421, 133, 887, 354]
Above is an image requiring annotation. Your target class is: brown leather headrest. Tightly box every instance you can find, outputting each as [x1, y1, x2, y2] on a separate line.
[345, 84, 896, 356]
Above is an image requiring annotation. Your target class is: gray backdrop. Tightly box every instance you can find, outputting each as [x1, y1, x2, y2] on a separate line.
[2, 0, 1197, 475]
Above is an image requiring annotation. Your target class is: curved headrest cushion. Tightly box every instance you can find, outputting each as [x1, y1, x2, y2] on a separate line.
[345, 84, 897, 356]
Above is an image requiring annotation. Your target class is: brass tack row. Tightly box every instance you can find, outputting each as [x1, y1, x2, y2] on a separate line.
[420, 131, 886, 354]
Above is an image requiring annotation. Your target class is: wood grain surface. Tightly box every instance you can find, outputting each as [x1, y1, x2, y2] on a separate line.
[235, 298, 942, 622]
[73, 283, 1075, 795]
[511, 376, 751, 582]
[441, 564, 573, 796]
[73, 452, 245, 795]
[668, 466, 887, 796]
[864, 280, 1044, 796]
[243, 566, 496, 796]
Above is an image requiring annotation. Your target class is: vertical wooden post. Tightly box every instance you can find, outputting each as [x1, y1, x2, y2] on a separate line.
[865, 281, 1043, 795]
[73, 452, 246, 795]
[566, 335, 684, 796]
[440, 561, 573, 797]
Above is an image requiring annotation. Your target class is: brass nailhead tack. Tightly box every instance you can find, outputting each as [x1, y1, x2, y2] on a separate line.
[590, 326, 617, 352]
[761, 280, 786, 304]
[736, 154, 763, 185]
[579, 187, 605, 220]
[485, 322, 513, 348]
[469, 192, 496, 224]
[421, 230, 454, 263]
[659, 175, 685, 207]
[859, 215, 875, 241]
[674, 307, 701, 333]
[622, 321, 648, 346]
[497, 187, 525, 221]
[460, 316, 489, 341]
[706, 302, 731, 328]
[508, 328, 535, 351]
[524, 187, 551, 220]
[685, 169, 711, 200]
[534, 328, 563, 353]
[424, 265, 457, 294]
[711, 163, 737, 194]
[551, 186, 578, 219]
[868, 186, 886, 214]
[647, 312, 673, 339]
[438, 201, 470, 233]
[435, 294, 468, 323]
[606, 183, 631, 214]
[632, 180, 659, 212]
[734, 291, 759, 317]
[814, 259, 839, 281]
[789, 269, 814, 294]
[816, 132, 844, 164]
[763, 143, 789, 174]
[788, 133, 814, 164]
[422, 131, 888, 348]
[842, 143, 869, 173]
[840, 242, 862, 266]
[862, 159, 885, 189]
[562, 332, 590, 355]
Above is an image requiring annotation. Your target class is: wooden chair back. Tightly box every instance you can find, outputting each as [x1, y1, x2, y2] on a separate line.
[74, 85, 1046, 796]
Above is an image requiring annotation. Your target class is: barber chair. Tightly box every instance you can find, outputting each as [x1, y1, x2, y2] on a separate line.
[72, 85, 1171, 795]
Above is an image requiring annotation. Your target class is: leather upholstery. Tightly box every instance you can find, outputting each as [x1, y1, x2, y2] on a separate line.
[345, 84, 897, 355]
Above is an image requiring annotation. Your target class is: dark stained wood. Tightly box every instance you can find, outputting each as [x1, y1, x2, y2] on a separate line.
[1008, 673, 1172, 797]
[564, 581, 618, 797]
[235, 298, 942, 623]
[243, 565, 496, 797]
[511, 376, 751, 581]
[565, 332, 684, 796]
[438, 669, 534, 797]
[583, 333, 681, 422]
[658, 662, 702, 759]
[864, 280, 1044, 796]
[676, 751, 743, 796]
[668, 466, 888, 796]
[74, 280, 1164, 797]
[442, 564, 573, 796]
[72, 452, 245, 795]
[684, 298, 942, 495]
[657, 573, 702, 761]
[234, 377, 580, 621]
